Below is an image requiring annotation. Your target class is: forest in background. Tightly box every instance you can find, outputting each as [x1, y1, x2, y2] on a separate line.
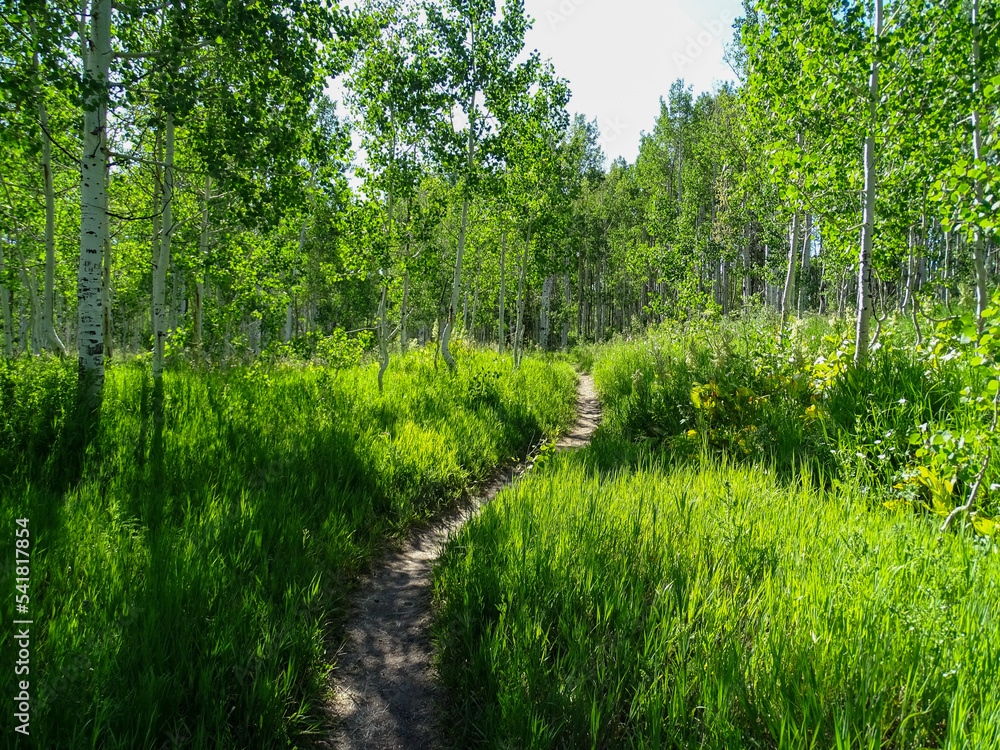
[2, 0, 998, 395]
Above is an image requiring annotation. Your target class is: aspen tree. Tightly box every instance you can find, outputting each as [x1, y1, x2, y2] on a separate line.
[77, 0, 111, 414]
[855, 0, 882, 366]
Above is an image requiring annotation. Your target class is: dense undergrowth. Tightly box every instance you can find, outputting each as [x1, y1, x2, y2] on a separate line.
[434, 309, 1000, 749]
[0, 344, 577, 749]
[592, 310, 998, 517]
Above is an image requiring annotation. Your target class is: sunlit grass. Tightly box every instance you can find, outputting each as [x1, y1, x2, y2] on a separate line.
[434, 453, 1000, 749]
[0, 344, 577, 749]
[434, 314, 1000, 749]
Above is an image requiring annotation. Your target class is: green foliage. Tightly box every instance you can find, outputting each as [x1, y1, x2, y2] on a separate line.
[0, 349, 576, 749]
[592, 316, 832, 474]
[588, 310, 995, 514]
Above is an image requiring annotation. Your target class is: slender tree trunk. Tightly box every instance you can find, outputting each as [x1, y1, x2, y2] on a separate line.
[798, 214, 812, 316]
[781, 211, 801, 332]
[561, 264, 570, 349]
[31, 17, 68, 356]
[470, 267, 480, 344]
[855, 0, 882, 366]
[193, 173, 210, 356]
[400, 202, 412, 354]
[498, 231, 506, 355]
[912, 207, 930, 346]
[764, 244, 772, 309]
[152, 113, 175, 392]
[597, 262, 606, 342]
[441, 27, 477, 370]
[77, 0, 111, 413]
[0, 240, 11, 357]
[514, 222, 530, 367]
[15, 238, 42, 356]
[540, 276, 551, 350]
[284, 218, 307, 343]
[103, 216, 113, 360]
[400, 268, 410, 355]
[377, 285, 389, 392]
[902, 225, 916, 314]
[972, 0, 989, 334]
[742, 226, 752, 306]
[442, 195, 470, 369]
[18, 295, 30, 355]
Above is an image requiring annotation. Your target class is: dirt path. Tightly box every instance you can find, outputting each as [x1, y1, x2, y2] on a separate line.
[322, 373, 600, 750]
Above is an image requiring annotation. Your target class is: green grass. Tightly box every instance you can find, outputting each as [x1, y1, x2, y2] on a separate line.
[434, 453, 1000, 749]
[433, 312, 1000, 749]
[0, 343, 577, 749]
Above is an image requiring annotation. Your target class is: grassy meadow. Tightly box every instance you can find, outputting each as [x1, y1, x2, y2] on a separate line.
[433, 312, 1000, 749]
[0, 344, 577, 749]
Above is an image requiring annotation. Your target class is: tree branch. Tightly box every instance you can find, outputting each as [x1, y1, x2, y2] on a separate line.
[941, 387, 1000, 532]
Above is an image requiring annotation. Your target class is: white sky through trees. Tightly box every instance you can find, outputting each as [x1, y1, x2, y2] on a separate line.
[333, 0, 745, 181]
[522, 0, 744, 164]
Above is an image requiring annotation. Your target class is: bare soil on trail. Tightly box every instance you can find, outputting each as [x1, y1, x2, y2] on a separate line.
[321, 373, 601, 750]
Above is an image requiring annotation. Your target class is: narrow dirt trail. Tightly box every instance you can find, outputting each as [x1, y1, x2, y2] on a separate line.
[322, 373, 601, 750]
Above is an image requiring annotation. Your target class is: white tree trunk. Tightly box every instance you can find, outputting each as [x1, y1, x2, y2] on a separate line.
[470, 269, 480, 343]
[152, 112, 175, 385]
[798, 214, 813, 317]
[400, 268, 410, 355]
[15, 239, 42, 356]
[441, 29, 477, 370]
[18, 295, 30, 355]
[31, 16, 68, 356]
[854, 0, 881, 366]
[561, 265, 570, 349]
[401, 201, 412, 355]
[513, 223, 530, 367]
[442, 196, 470, 369]
[0, 240, 11, 357]
[902, 225, 916, 314]
[377, 285, 389, 392]
[781, 212, 801, 330]
[972, 0, 989, 334]
[540, 275, 551, 350]
[285, 218, 307, 343]
[742, 211, 752, 306]
[498, 231, 506, 355]
[599, 260, 607, 341]
[77, 0, 112, 410]
[193, 173, 211, 355]
[103, 215, 113, 360]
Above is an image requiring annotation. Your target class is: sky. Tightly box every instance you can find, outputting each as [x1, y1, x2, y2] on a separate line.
[522, 0, 745, 165]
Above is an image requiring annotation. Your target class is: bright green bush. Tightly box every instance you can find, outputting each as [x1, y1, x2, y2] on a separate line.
[590, 313, 994, 517]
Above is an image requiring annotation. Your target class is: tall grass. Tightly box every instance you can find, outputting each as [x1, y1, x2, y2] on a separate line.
[434, 453, 1000, 749]
[0, 344, 577, 749]
[433, 313, 1000, 748]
